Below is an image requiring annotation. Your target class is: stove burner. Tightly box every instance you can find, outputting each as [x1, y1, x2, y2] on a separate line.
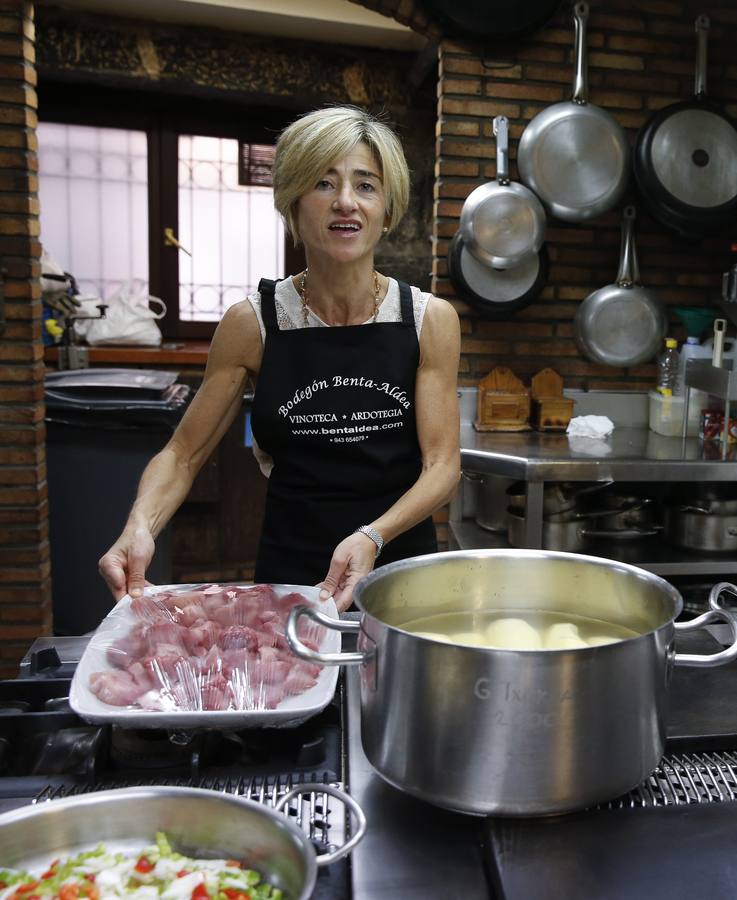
[30, 728, 104, 777]
[109, 727, 197, 771]
[0, 701, 31, 715]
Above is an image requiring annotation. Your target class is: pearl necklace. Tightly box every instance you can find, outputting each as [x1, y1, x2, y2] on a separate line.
[299, 269, 381, 327]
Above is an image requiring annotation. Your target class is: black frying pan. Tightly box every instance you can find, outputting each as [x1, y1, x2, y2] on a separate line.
[633, 15, 737, 237]
[422, 0, 562, 41]
[447, 232, 548, 318]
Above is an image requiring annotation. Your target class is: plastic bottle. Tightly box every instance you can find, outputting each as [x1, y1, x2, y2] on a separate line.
[675, 336, 713, 396]
[656, 337, 679, 396]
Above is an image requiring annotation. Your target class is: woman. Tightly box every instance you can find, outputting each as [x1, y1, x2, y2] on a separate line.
[99, 105, 461, 612]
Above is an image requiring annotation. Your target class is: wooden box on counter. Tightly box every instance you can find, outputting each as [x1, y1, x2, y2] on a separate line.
[530, 368, 574, 432]
[475, 367, 530, 432]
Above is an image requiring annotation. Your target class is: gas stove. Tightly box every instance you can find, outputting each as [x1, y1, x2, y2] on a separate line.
[7, 628, 737, 900]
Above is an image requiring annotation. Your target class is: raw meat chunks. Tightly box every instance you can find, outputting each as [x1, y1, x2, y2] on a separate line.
[89, 584, 325, 712]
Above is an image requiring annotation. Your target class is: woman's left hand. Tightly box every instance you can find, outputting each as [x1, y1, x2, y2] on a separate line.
[318, 532, 378, 612]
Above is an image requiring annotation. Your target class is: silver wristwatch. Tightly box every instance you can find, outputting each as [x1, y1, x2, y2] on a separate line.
[354, 525, 384, 557]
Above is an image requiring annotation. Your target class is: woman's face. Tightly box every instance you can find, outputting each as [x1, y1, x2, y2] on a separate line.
[296, 143, 388, 266]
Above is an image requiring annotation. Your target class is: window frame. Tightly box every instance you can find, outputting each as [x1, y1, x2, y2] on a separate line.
[37, 81, 305, 339]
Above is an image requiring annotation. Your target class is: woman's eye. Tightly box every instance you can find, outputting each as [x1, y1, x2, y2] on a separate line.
[358, 182, 375, 192]
[316, 179, 333, 190]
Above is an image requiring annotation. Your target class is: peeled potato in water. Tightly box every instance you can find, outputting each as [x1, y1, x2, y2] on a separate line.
[545, 622, 589, 649]
[485, 617, 543, 650]
[413, 631, 454, 644]
[449, 631, 488, 647]
[585, 634, 615, 647]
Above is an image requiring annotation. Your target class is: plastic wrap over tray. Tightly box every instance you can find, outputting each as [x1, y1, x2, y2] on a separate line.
[70, 583, 340, 729]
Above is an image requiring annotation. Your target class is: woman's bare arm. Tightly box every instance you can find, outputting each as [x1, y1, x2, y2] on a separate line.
[99, 300, 263, 599]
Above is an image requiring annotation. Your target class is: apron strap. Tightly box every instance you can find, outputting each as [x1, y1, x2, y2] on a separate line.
[257, 278, 280, 332]
[397, 280, 415, 327]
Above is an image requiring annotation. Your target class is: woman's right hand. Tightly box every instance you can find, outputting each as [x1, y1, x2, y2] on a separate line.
[98, 526, 156, 600]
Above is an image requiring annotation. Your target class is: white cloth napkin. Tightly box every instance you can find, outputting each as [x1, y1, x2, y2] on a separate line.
[566, 415, 615, 439]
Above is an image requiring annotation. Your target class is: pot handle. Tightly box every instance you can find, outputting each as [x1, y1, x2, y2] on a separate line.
[286, 604, 369, 666]
[579, 526, 661, 539]
[694, 15, 710, 98]
[276, 783, 367, 867]
[571, 2, 589, 105]
[493, 116, 510, 185]
[673, 582, 737, 667]
[615, 206, 638, 287]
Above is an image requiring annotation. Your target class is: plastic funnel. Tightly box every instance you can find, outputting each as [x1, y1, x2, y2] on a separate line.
[672, 306, 719, 340]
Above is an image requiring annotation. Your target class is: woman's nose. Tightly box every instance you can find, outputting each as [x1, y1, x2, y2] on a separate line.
[333, 183, 357, 211]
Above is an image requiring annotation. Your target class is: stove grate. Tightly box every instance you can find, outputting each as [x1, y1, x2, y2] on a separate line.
[599, 750, 737, 809]
[32, 773, 346, 848]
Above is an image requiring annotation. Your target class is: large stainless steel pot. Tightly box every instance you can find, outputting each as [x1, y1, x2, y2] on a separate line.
[287, 550, 737, 816]
[464, 471, 516, 532]
[506, 480, 606, 515]
[664, 506, 737, 553]
[507, 508, 659, 551]
[0, 786, 366, 900]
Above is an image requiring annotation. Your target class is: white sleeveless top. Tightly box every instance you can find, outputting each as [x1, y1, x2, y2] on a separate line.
[246, 276, 431, 341]
[246, 277, 433, 476]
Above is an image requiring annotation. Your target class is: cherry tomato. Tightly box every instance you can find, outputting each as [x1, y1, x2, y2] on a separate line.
[222, 890, 250, 900]
[135, 857, 154, 874]
[59, 884, 79, 900]
[191, 884, 210, 900]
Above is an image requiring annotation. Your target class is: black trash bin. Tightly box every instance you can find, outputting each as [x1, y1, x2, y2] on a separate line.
[44, 368, 191, 635]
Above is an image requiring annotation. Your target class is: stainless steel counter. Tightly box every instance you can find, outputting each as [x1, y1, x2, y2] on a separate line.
[456, 411, 737, 576]
[460, 423, 737, 482]
[345, 668, 490, 899]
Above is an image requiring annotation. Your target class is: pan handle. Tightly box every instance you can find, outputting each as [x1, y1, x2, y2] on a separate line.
[276, 783, 367, 867]
[694, 15, 710, 98]
[493, 116, 510, 185]
[286, 604, 369, 665]
[615, 206, 638, 287]
[673, 582, 737, 667]
[571, 2, 589, 105]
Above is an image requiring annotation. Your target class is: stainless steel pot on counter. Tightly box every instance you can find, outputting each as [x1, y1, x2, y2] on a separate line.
[287, 550, 737, 817]
[506, 508, 659, 552]
[463, 471, 516, 532]
[664, 506, 737, 553]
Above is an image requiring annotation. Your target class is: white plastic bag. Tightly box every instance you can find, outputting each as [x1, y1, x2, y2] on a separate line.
[85, 283, 166, 347]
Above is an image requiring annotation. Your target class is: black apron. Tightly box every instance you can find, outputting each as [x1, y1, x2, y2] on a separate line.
[251, 277, 437, 586]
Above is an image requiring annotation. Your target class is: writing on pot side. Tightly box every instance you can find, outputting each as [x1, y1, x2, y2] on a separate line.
[473, 679, 574, 705]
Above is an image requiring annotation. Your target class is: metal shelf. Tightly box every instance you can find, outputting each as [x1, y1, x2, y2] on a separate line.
[448, 520, 737, 577]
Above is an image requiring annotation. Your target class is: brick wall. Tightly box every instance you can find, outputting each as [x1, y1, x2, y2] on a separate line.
[355, 0, 737, 390]
[0, 0, 48, 677]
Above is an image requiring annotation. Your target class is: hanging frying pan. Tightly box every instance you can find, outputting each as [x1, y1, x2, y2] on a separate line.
[422, 0, 562, 41]
[460, 116, 546, 269]
[447, 231, 548, 318]
[633, 16, 737, 237]
[517, 2, 629, 222]
[574, 206, 667, 367]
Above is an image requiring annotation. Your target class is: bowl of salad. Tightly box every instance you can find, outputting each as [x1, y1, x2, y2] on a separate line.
[0, 786, 365, 900]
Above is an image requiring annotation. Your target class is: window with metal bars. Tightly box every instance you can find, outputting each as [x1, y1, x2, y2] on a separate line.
[36, 85, 304, 340]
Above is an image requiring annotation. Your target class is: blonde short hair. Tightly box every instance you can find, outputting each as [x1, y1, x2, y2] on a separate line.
[273, 106, 410, 244]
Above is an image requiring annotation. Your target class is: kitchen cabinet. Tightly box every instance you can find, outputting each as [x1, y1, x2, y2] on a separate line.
[451, 389, 737, 579]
